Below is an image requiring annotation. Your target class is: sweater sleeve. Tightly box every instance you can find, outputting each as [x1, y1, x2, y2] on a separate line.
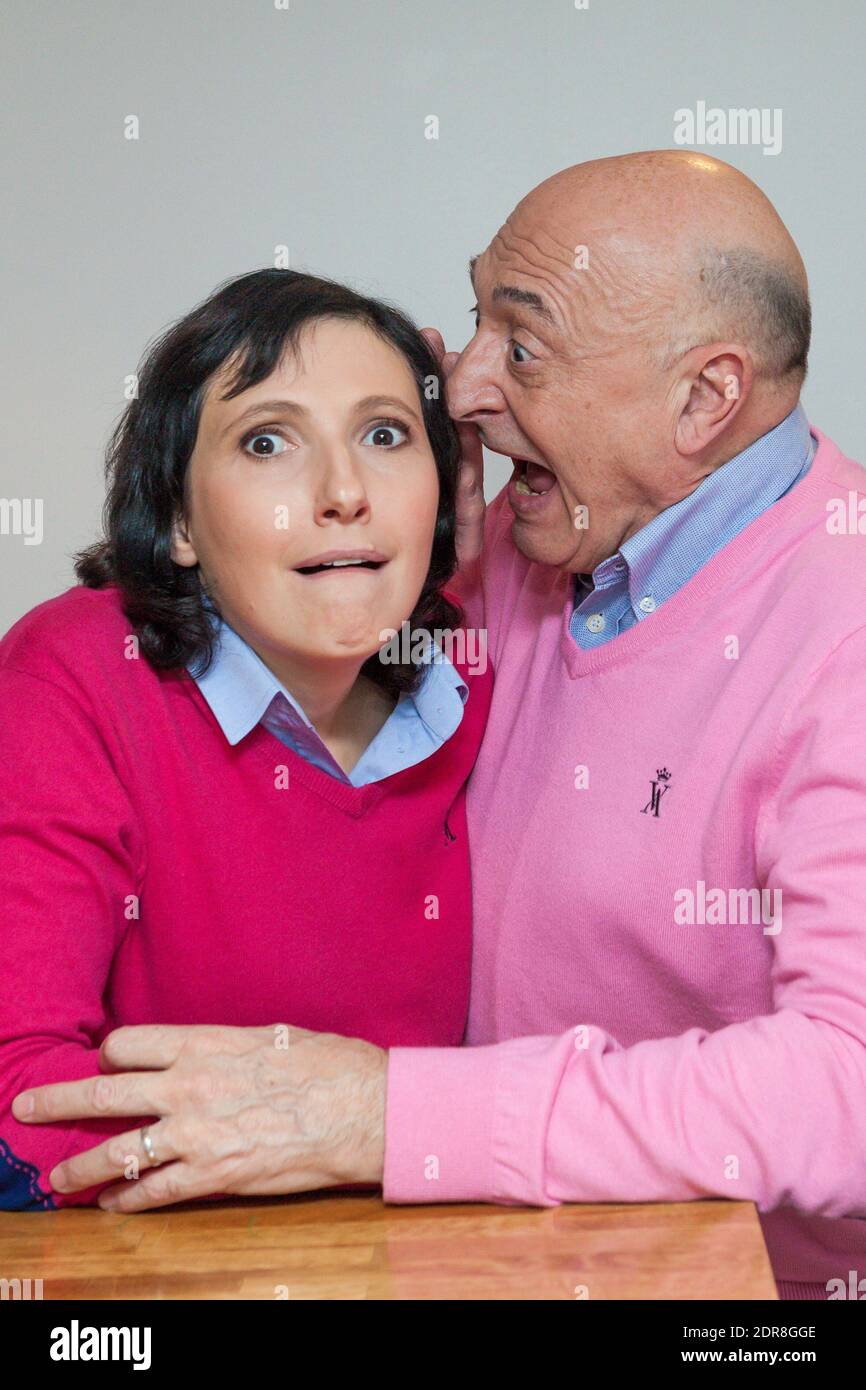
[0, 664, 150, 1209]
[383, 625, 866, 1217]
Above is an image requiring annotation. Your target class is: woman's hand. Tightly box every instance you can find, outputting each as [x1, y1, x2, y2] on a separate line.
[422, 327, 485, 568]
[12, 1023, 387, 1213]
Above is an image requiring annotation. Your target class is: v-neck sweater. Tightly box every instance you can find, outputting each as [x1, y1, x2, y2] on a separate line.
[0, 584, 492, 1210]
[384, 427, 866, 1299]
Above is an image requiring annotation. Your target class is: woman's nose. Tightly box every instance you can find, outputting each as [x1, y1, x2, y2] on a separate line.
[314, 450, 371, 521]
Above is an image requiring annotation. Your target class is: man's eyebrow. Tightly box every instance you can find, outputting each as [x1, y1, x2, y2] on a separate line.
[491, 284, 555, 324]
[467, 257, 555, 324]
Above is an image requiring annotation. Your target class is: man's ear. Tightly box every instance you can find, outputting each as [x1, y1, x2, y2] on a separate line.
[674, 343, 753, 456]
[170, 512, 198, 568]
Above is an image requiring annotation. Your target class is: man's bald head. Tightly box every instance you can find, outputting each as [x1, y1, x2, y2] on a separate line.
[448, 149, 813, 573]
[506, 150, 810, 387]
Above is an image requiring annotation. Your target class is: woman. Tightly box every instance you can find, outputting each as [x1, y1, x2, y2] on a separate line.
[0, 268, 491, 1210]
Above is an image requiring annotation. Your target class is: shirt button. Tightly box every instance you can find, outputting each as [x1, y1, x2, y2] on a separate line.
[639, 595, 656, 613]
[586, 613, 606, 633]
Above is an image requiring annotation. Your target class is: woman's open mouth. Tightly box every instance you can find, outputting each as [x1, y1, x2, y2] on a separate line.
[293, 548, 389, 576]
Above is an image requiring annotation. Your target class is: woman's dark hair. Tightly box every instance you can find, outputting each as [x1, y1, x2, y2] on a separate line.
[75, 267, 463, 697]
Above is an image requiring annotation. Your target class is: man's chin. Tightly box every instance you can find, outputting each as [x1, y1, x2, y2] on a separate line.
[509, 516, 576, 570]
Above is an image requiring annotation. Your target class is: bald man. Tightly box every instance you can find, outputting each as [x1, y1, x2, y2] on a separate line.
[375, 151, 866, 1301]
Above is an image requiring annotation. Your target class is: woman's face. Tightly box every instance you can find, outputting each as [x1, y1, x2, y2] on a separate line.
[172, 317, 441, 676]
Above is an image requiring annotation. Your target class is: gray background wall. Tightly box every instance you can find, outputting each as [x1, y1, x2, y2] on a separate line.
[2, 0, 863, 634]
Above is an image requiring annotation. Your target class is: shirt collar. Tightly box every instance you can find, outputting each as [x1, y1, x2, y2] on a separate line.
[405, 635, 470, 740]
[191, 605, 468, 748]
[587, 402, 815, 606]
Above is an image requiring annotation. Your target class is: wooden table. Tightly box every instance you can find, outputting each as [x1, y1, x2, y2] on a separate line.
[0, 1193, 777, 1300]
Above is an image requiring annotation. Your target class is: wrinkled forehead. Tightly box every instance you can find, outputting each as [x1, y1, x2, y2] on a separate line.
[477, 208, 576, 286]
[471, 208, 675, 359]
[470, 210, 603, 336]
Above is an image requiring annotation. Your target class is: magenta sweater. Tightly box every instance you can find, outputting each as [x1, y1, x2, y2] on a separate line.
[0, 585, 492, 1210]
[384, 428, 866, 1298]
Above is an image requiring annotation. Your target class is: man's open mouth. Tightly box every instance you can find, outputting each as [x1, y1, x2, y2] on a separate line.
[512, 457, 557, 496]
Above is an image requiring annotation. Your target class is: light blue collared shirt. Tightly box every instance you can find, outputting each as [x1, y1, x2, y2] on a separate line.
[190, 614, 468, 786]
[569, 403, 816, 648]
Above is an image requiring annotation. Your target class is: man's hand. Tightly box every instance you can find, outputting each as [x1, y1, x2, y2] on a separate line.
[12, 1023, 387, 1213]
[422, 327, 485, 568]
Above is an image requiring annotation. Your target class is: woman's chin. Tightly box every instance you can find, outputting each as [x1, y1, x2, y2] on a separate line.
[304, 633, 386, 666]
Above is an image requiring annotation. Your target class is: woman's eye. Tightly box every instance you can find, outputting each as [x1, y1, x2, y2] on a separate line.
[509, 341, 535, 365]
[242, 432, 288, 457]
[362, 421, 408, 448]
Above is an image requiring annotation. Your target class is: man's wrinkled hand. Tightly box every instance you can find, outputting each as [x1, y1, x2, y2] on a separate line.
[12, 1023, 387, 1213]
[422, 326, 485, 568]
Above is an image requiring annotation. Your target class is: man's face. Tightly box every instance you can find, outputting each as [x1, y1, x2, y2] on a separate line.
[446, 214, 675, 571]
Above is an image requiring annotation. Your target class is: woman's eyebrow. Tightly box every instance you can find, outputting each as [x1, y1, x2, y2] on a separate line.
[221, 398, 307, 436]
[221, 394, 423, 438]
[353, 394, 423, 424]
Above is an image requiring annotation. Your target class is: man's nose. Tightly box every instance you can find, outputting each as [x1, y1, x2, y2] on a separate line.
[446, 339, 507, 423]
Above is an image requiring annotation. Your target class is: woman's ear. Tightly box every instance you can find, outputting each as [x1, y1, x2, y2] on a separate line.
[170, 513, 198, 568]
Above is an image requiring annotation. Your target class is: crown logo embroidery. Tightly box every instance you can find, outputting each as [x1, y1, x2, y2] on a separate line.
[641, 767, 672, 817]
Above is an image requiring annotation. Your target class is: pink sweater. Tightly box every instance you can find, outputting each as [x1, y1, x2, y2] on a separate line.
[0, 585, 492, 1210]
[384, 427, 866, 1298]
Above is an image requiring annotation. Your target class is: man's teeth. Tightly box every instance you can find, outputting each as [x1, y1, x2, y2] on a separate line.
[514, 477, 544, 496]
[324, 559, 365, 566]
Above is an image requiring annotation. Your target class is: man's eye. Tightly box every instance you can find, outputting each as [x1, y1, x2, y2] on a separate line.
[469, 303, 479, 328]
[510, 341, 535, 364]
[362, 421, 408, 449]
[242, 431, 288, 457]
